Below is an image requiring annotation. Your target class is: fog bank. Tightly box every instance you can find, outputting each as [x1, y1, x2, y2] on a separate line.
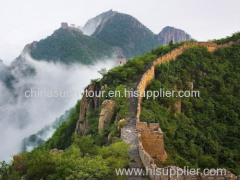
[0, 55, 115, 161]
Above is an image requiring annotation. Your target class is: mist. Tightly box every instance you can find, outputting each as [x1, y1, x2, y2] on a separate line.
[0, 54, 116, 161]
[81, 14, 102, 36]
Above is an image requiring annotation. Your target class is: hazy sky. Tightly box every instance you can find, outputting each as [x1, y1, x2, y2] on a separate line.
[0, 0, 240, 64]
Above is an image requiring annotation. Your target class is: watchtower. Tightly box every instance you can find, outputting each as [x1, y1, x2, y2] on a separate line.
[61, 22, 68, 29]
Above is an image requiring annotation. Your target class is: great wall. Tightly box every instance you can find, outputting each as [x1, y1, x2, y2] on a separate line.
[122, 40, 240, 180]
[75, 39, 240, 179]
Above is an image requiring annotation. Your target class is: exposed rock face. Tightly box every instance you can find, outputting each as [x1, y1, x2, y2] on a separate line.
[0, 60, 8, 82]
[98, 100, 116, 131]
[22, 41, 38, 54]
[158, 26, 192, 45]
[75, 83, 101, 134]
[81, 10, 116, 36]
[50, 148, 63, 154]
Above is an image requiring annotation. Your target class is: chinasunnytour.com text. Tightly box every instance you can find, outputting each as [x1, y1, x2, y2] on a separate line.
[24, 88, 200, 99]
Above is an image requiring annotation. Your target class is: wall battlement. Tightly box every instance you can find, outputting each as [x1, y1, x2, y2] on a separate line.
[135, 40, 240, 180]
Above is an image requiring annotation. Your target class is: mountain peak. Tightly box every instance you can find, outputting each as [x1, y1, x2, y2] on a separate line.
[81, 11, 192, 59]
[158, 26, 192, 45]
[81, 10, 117, 36]
[91, 11, 157, 58]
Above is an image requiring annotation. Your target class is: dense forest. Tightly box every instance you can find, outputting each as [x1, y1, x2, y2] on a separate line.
[141, 44, 240, 174]
[1, 33, 240, 179]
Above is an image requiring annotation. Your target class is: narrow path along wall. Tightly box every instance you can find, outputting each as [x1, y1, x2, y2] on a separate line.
[135, 40, 240, 180]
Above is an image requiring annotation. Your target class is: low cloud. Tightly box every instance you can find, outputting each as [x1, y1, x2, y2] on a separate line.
[0, 54, 116, 161]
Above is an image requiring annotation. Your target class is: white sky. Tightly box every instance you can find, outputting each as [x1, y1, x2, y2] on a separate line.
[0, 0, 240, 64]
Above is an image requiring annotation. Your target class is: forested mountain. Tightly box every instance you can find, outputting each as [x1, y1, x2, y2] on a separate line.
[28, 28, 114, 64]
[86, 10, 192, 59]
[92, 11, 159, 59]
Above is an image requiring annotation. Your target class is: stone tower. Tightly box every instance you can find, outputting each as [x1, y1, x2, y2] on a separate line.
[61, 22, 68, 29]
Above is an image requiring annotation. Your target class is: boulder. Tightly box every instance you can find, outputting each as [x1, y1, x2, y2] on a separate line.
[98, 100, 116, 131]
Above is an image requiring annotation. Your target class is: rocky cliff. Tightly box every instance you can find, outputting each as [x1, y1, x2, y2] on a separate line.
[158, 26, 192, 45]
[81, 10, 116, 36]
[75, 83, 101, 134]
[98, 100, 116, 131]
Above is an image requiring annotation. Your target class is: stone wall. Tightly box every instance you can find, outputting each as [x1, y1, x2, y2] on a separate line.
[137, 122, 167, 162]
[136, 41, 240, 180]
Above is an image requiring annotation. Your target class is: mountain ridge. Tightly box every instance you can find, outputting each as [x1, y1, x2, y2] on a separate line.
[83, 10, 192, 59]
[16, 10, 192, 65]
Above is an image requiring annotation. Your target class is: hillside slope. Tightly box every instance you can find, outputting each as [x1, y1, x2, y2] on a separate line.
[140, 42, 240, 175]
